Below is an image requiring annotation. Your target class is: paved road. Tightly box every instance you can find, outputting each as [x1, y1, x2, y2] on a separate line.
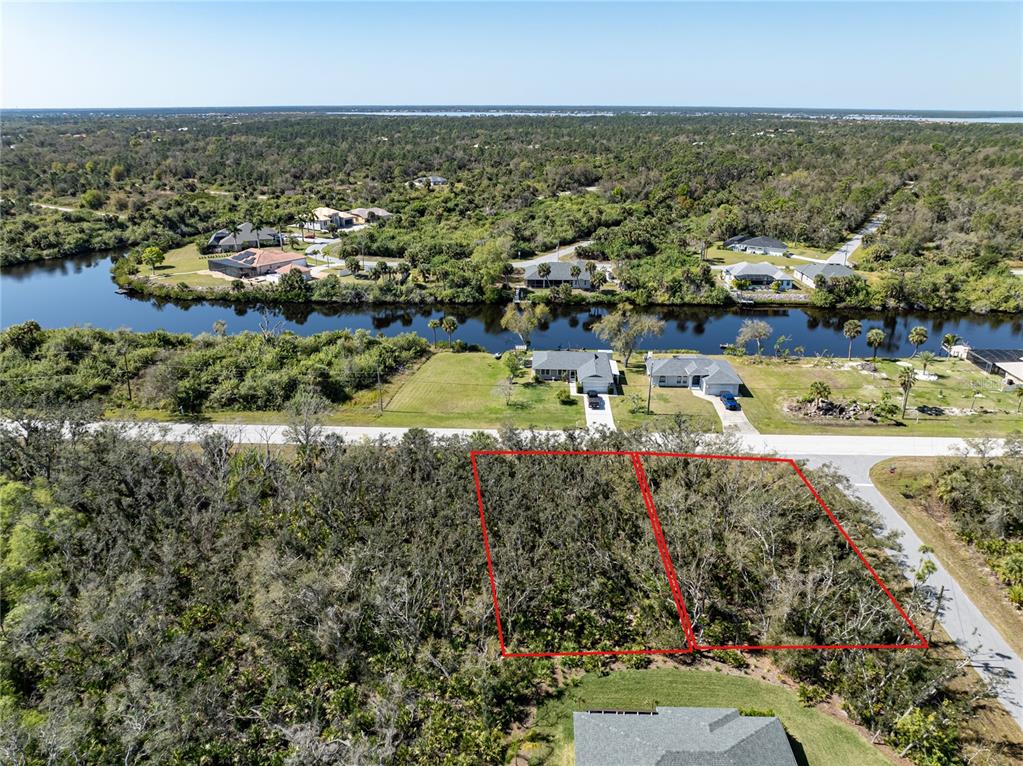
[829, 214, 885, 266]
[802, 454, 1023, 728]
[510, 240, 592, 268]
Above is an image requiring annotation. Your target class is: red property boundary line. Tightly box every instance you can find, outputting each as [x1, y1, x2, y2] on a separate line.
[470, 449, 928, 656]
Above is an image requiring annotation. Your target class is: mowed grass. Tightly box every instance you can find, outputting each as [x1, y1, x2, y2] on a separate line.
[730, 355, 1023, 437]
[331, 352, 586, 429]
[871, 458, 1023, 660]
[520, 668, 895, 766]
[611, 363, 721, 432]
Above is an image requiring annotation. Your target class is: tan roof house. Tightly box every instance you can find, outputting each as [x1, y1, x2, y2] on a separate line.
[207, 248, 307, 279]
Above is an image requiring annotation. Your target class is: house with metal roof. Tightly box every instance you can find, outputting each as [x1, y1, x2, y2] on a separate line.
[957, 347, 1023, 388]
[573, 707, 798, 766]
[645, 354, 743, 396]
[207, 223, 283, 252]
[523, 260, 592, 289]
[793, 262, 859, 288]
[721, 261, 793, 290]
[728, 235, 788, 256]
[532, 350, 617, 394]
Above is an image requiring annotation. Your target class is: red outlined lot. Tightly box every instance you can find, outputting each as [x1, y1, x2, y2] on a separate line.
[471, 450, 927, 657]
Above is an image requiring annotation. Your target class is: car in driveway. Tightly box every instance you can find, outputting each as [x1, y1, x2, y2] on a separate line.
[719, 392, 741, 411]
[587, 392, 602, 409]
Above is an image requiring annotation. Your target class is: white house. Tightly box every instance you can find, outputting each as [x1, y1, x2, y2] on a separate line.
[721, 262, 792, 290]
[523, 260, 592, 289]
[305, 207, 355, 231]
[726, 236, 789, 256]
[644, 354, 743, 396]
[792, 262, 858, 288]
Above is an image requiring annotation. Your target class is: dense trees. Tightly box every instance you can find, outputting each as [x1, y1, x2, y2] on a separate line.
[0, 418, 984, 765]
[3, 112, 1021, 310]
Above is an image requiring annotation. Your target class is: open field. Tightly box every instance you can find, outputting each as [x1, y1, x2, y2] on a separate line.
[611, 363, 721, 432]
[520, 668, 896, 766]
[871, 457, 1023, 660]
[729, 354, 1023, 437]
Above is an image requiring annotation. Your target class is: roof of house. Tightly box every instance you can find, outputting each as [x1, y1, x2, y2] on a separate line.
[416, 175, 448, 184]
[524, 260, 587, 281]
[275, 262, 310, 274]
[794, 262, 857, 281]
[723, 234, 750, 247]
[533, 350, 614, 382]
[208, 248, 305, 270]
[739, 236, 788, 250]
[216, 222, 280, 247]
[724, 261, 789, 280]
[312, 207, 347, 220]
[573, 707, 798, 766]
[967, 348, 1023, 365]
[646, 355, 742, 385]
[348, 207, 392, 219]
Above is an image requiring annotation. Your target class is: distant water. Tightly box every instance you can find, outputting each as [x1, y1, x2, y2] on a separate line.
[4, 105, 1021, 124]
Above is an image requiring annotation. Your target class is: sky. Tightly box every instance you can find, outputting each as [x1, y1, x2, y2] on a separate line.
[2, 1, 1021, 111]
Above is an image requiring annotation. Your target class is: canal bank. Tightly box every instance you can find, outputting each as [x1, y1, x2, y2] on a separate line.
[2, 251, 1021, 355]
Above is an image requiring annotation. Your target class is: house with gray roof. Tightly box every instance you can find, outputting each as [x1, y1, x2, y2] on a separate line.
[645, 354, 742, 396]
[532, 349, 617, 394]
[573, 707, 798, 766]
[728, 235, 788, 256]
[413, 175, 448, 188]
[524, 260, 592, 290]
[793, 262, 859, 288]
[721, 261, 793, 290]
[208, 223, 283, 252]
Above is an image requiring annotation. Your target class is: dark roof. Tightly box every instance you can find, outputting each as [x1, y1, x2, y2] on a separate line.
[215, 223, 280, 247]
[724, 261, 788, 279]
[573, 707, 798, 766]
[533, 350, 614, 386]
[723, 234, 750, 247]
[740, 236, 788, 250]
[646, 355, 742, 385]
[524, 260, 587, 281]
[794, 262, 857, 281]
[968, 349, 1023, 364]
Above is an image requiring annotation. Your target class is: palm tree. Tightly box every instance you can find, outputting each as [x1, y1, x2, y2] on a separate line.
[585, 261, 598, 279]
[537, 262, 552, 288]
[866, 328, 886, 360]
[919, 351, 937, 374]
[908, 326, 928, 357]
[843, 319, 862, 360]
[942, 333, 960, 355]
[251, 217, 263, 249]
[228, 221, 242, 252]
[570, 264, 581, 284]
[441, 315, 458, 345]
[1015, 387, 1023, 413]
[427, 318, 441, 347]
[898, 366, 916, 419]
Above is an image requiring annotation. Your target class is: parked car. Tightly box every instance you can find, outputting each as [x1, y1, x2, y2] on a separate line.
[587, 392, 602, 410]
[719, 392, 741, 411]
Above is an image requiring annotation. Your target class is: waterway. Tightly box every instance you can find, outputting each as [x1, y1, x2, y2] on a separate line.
[2, 252, 1021, 356]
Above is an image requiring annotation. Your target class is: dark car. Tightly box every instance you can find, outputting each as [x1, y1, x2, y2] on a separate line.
[587, 392, 602, 409]
[719, 392, 741, 411]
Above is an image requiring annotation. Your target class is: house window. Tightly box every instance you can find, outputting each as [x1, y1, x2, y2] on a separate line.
[676, 377, 683, 385]
[658, 376, 666, 385]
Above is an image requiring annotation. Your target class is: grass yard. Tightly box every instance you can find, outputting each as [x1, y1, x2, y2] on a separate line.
[611, 362, 721, 432]
[705, 244, 796, 269]
[518, 668, 895, 766]
[731, 354, 1023, 437]
[871, 458, 1023, 660]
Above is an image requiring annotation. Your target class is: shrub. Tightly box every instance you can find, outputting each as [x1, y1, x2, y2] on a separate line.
[739, 707, 776, 718]
[1008, 584, 1023, 607]
[797, 683, 829, 707]
[556, 388, 575, 405]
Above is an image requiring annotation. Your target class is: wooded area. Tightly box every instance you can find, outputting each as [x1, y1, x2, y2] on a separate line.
[2, 113, 1020, 311]
[0, 417, 997, 765]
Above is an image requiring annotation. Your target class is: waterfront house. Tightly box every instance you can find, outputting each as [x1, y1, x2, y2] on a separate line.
[523, 260, 592, 289]
[573, 707, 798, 766]
[208, 223, 283, 252]
[727, 235, 789, 256]
[793, 262, 859, 287]
[955, 347, 1023, 388]
[721, 261, 793, 290]
[644, 354, 743, 396]
[207, 248, 307, 279]
[532, 350, 617, 394]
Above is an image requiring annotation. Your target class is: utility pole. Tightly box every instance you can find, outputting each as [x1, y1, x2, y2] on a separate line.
[377, 368, 383, 413]
[929, 585, 945, 636]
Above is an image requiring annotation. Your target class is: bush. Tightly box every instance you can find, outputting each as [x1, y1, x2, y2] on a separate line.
[556, 388, 575, 405]
[1008, 584, 1023, 607]
[739, 707, 776, 718]
[797, 683, 829, 707]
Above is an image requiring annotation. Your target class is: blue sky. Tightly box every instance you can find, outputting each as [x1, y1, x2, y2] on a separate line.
[2, 2, 1020, 110]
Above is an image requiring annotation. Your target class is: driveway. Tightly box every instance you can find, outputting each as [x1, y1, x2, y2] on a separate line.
[571, 384, 616, 431]
[802, 454, 1023, 728]
[693, 390, 758, 434]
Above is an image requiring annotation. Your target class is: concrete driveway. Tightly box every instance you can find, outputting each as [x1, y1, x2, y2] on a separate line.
[693, 390, 758, 434]
[572, 384, 616, 431]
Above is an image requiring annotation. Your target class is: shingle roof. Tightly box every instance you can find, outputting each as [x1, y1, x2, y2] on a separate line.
[724, 261, 788, 280]
[216, 222, 280, 247]
[740, 236, 787, 250]
[533, 350, 614, 384]
[646, 355, 742, 384]
[573, 707, 798, 766]
[795, 262, 857, 281]
[524, 260, 586, 281]
[209, 248, 305, 269]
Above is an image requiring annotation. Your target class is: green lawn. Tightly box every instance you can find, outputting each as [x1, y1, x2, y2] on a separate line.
[705, 245, 796, 269]
[730, 355, 1023, 437]
[519, 668, 895, 766]
[611, 362, 721, 432]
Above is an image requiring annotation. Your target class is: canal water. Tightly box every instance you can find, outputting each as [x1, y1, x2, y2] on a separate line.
[2, 252, 1021, 356]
